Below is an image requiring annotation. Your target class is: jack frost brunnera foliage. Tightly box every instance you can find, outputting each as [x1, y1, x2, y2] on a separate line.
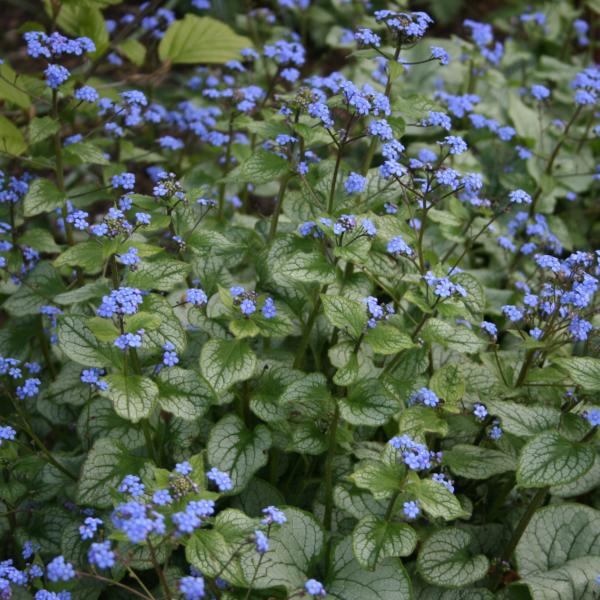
[0, 1, 599, 599]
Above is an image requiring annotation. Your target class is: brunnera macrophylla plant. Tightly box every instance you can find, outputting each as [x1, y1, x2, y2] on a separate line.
[0, 0, 599, 598]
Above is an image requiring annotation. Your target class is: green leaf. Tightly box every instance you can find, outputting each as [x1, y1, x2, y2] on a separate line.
[55, 4, 109, 55]
[240, 507, 323, 591]
[352, 516, 417, 570]
[54, 279, 111, 305]
[515, 503, 600, 600]
[86, 316, 119, 343]
[422, 319, 486, 354]
[268, 236, 336, 285]
[200, 339, 256, 393]
[409, 477, 467, 520]
[124, 311, 162, 334]
[127, 259, 190, 292]
[399, 406, 449, 441]
[0, 63, 31, 108]
[18, 228, 62, 254]
[321, 294, 367, 338]
[429, 364, 464, 406]
[417, 528, 489, 588]
[0, 114, 26, 156]
[141, 294, 186, 352]
[233, 149, 289, 184]
[207, 414, 271, 493]
[100, 374, 158, 423]
[516, 431, 594, 488]
[443, 445, 516, 480]
[156, 368, 213, 420]
[486, 400, 560, 438]
[24, 179, 65, 217]
[76, 438, 122, 508]
[552, 357, 600, 391]
[349, 460, 406, 500]
[57, 315, 119, 368]
[29, 116, 59, 145]
[327, 536, 412, 600]
[117, 38, 146, 66]
[54, 240, 104, 272]
[159, 15, 251, 64]
[187, 528, 248, 587]
[3, 262, 66, 316]
[365, 324, 414, 355]
[63, 141, 110, 166]
[340, 378, 397, 426]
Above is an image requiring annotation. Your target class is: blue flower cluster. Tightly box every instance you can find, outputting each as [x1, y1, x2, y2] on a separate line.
[388, 434, 441, 471]
[363, 296, 395, 328]
[97, 287, 144, 318]
[501, 251, 599, 342]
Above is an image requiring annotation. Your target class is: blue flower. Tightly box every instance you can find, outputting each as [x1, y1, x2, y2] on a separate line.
[186, 288, 208, 306]
[473, 403, 488, 420]
[162, 342, 179, 367]
[387, 235, 413, 257]
[179, 575, 205, 600]
[509, 189, 532, 204]
[530, 84, 550, 101]
[111, 172, 136, 191]
[262, 297, 277, 319]
[206, 467, 233, 492]
[480, 321, 497, 337]
[118, 474, 145, 497]
[79, 517, 102, 540]
[344, 172, 367, 194]
[305, 579, 327, 597]
[46, 556, 75, 583]
[431, 46, 450, 65]
[255, 530, 269, 553]
[74, 86, 99, 102]
[261, 506, 287, 525]
[44, 64, 70, 89]
[439, 135, 467, 155]
[403, 500, 420, 519]
[409, 387, 440, 407]
[354, 28, 381, 47]
[175, 461, 192, 476]
[88, 541, 115, 569]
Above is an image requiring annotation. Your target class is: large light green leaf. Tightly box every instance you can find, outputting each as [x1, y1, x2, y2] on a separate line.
[327, 536, 412, 600]
[422, 319, 486, 354]
[141, 293, 187, 352]
[186, 509, 255, 587]
[349, 460, 406, 500]
[207, 415, 271, 492]
[417, 528, 489, 588]
[340, 378, 397, 426]
[3, 262, 66, 316]
[268, 236, 336, 286]
[156, 368, 213, 420]
[127, 259, 190, 292]
[365, 324, 415, 355]
[159, 15, 251, 64]
[232, 149, 289, 184]
[352, 516, 417, 570]
[23, 178, 66, 217]
[443, 445, 516, 480]
[409, 477, 466, 521]
[200, 338, 256, 393]
[0, 63, 31, 108]
[240, 508, 323, 591]
[0, 114, 26, 156]
[486, 400, 560, 438]
[54, 241, 105, 273]
[76, 438, 123, 508]
[100, 374, 158, 423]
[517, 431, 594, 488]
[57, 315, 119, 368]
[552, 357, 600, 391]
[514, 503, 600, 600]
[321, 294, 368, 338]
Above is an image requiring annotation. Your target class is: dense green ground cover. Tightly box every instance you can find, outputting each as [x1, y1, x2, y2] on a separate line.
[0, 1, 599, 599]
